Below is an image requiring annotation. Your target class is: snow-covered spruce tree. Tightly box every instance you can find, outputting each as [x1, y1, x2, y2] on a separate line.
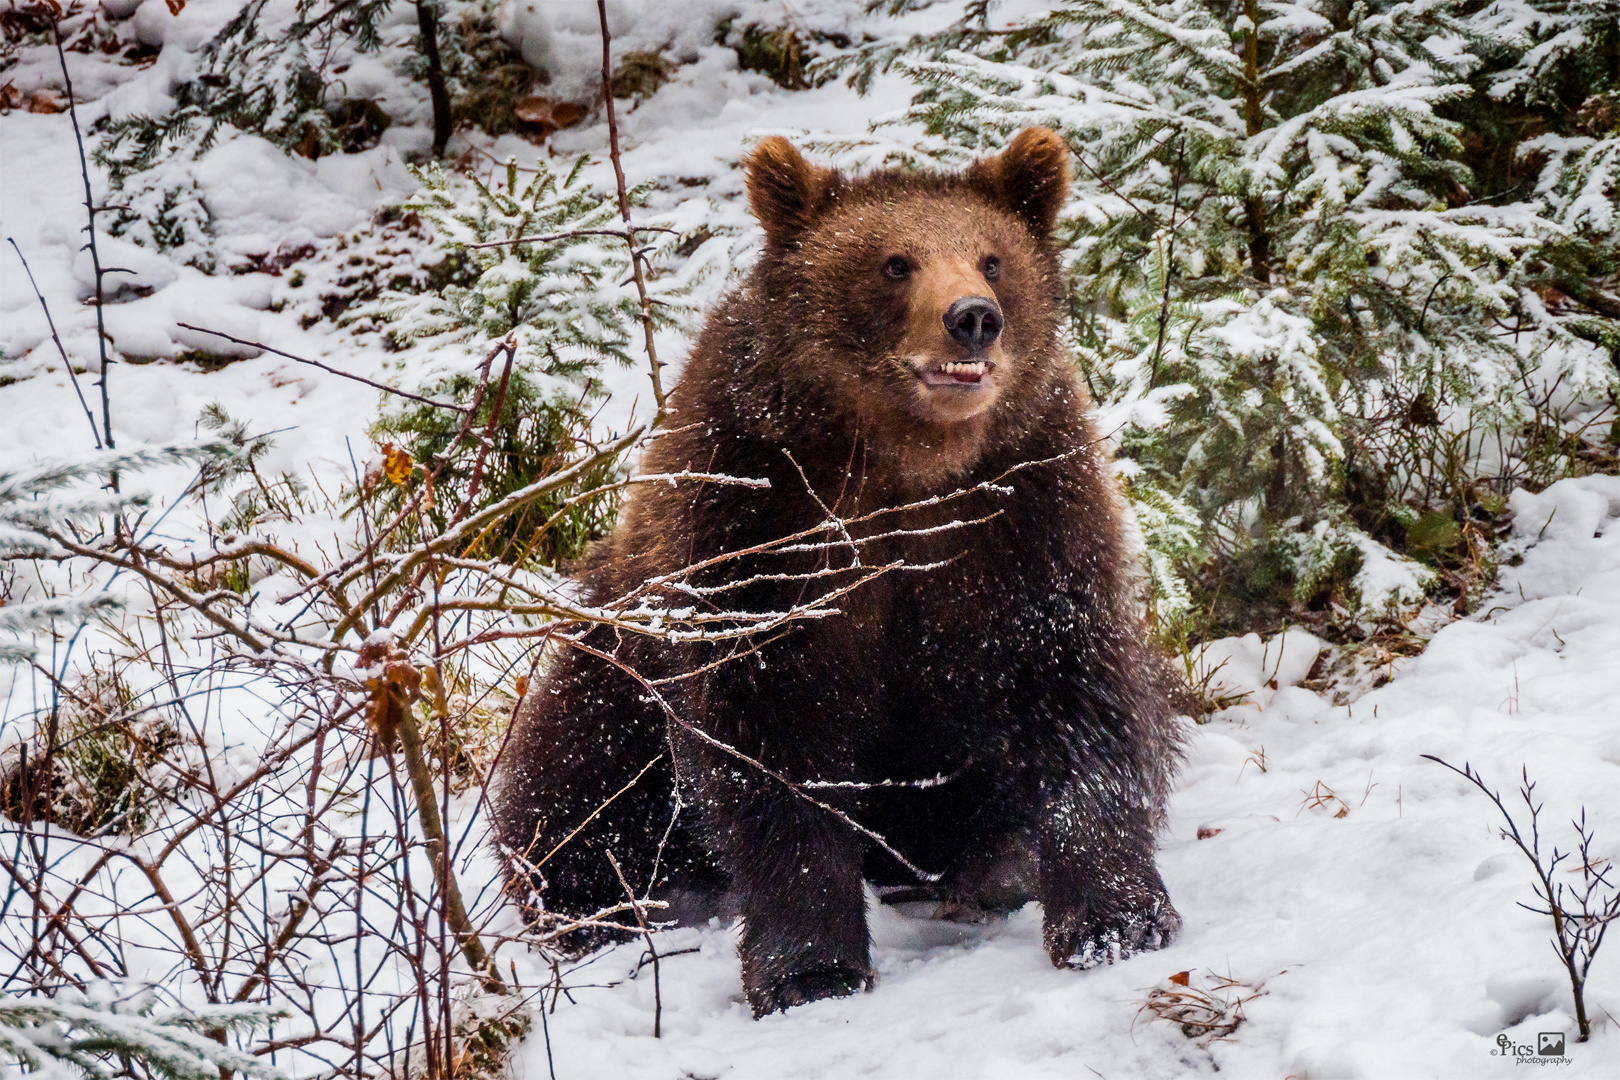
[1467, 1, 1620, 366]
[94, 0, 385, 267]
[0, 985, 280, 1080]
[359, 155, 690, 564]
[893, 0, 1578, 633]
[1, 443, 228, 662]
[93, 0, 473, 266]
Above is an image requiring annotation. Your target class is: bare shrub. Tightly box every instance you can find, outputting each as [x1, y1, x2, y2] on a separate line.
[1425, 756, 1619, 1042]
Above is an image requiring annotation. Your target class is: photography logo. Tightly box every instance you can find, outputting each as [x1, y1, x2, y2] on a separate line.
[1494, 1031, 1569, 1066]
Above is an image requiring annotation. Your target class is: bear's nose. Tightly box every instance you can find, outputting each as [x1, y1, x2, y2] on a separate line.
[943, 296, 1003, 352]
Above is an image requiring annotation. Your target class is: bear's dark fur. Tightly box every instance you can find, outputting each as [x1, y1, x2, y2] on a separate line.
[492, 128, 1184, 1016]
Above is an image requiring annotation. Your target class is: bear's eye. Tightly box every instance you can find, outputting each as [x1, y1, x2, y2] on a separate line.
[882, 256, 912, 281]
[982, 255, 1001, 282]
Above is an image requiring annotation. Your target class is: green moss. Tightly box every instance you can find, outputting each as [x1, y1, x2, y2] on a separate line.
[1406, 511, 1463, 561]
[610, 50, 676, 100]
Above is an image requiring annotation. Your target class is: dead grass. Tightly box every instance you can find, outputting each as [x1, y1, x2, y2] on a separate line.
[0, 670, 188, 837]
[1299, 780, 1351, 818]
[1135, 970, 1267, 1043]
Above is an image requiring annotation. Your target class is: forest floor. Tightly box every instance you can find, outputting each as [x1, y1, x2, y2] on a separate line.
[2, 2, 1617, 1078]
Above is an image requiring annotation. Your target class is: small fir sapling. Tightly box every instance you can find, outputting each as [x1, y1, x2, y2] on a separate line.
[369, 154, 669, 365]
[90, 0, 482, 264]
[357, 154, 695, 562]
[93, 0, 368, 266]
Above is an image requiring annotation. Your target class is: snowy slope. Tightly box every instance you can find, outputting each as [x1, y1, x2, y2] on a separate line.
[501, 476, 1620, 1079]
[3, 3, 1619, 1078]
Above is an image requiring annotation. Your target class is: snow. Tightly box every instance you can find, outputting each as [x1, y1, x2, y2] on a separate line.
[508, 475, 1620, 1078]
[3, 1, 1618, 1075]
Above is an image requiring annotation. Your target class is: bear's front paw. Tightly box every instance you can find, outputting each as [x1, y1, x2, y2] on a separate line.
[748, 965, 874, 1017]
[1045, 895, 1180, 970]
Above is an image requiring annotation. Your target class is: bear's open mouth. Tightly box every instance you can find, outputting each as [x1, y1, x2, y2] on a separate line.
[920, 360, 991, 386]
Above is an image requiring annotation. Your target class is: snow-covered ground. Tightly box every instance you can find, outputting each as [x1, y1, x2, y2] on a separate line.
[500, 475, 1620, 1079]
[3, 2, 1619, 1078]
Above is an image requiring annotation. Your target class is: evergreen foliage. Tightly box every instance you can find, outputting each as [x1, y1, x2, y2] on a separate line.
[373, 155, 660, 366]
[359, 154, 689, 566]
[88, 0, 473, 265]
[368, 369, 621, 566]
[861, 0, 1619, 635]
[1, 444, 228, 662]
[92, 0, 388, 265]
[1469, 2, 1620, 363]
[0, 986, 280, 1080]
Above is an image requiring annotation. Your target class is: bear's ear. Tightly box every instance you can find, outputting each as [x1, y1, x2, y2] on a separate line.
[745, 136, 840, 247]
[967, 127, 1071, 238]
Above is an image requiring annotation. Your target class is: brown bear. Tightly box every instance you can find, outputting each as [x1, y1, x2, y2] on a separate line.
[492, 128, 1184, 1017]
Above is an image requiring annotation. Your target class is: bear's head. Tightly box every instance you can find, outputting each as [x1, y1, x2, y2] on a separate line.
[743, 129, 1071, 479]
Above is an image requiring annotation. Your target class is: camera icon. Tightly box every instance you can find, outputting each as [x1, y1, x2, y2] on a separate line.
[1538, 1032, 1565, 1057]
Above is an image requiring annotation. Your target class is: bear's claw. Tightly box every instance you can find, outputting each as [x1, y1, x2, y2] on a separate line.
[750, 965, 874, 1017]
[1046, 896, 1181, 970]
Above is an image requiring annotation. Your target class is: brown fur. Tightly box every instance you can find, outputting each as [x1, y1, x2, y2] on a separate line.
[494, 129, 1183, 1017]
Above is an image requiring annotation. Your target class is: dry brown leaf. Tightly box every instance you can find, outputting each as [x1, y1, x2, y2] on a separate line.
[1196, 826, 1223, 839]
[512, 95, 554, 124]
[513, 96, 588, 140]
[1531, 284, 1569, 309]
[1169, 970, 1191, 986]
[24, 89, 67, 114]
[165, 0, 186, 14]
[360, 456, 385, 496]
[551, 101, 586, 127]
[356, 638, 422, 752]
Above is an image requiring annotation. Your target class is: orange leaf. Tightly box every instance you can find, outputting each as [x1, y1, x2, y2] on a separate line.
[165, 0, 186, 14]
[382, 443, 414, 484]
[1169, 971, 1191, 986]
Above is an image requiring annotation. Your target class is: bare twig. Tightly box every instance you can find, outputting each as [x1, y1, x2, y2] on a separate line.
[596, 0, 667, 425]
[602, 850, 660, 1039]
[1423, 756, 1618, 1041]
[393, 685, 505, 993]
[466, 226, 678, 249]
[174, 324, 471, 413]
[51, 16, 114, 463]
[6, 239, 102, 448]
